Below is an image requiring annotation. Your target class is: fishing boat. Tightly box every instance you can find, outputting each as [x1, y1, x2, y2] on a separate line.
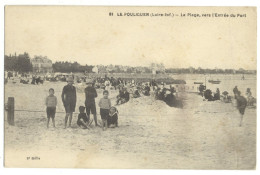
[194, 82, 203, 84]
[208, 79, 221, 84]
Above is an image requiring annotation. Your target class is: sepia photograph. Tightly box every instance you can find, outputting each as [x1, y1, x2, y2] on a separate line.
[3, 6, 256, 169]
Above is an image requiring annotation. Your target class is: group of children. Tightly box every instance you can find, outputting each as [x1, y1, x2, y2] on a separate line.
[45, 87, 118, 131]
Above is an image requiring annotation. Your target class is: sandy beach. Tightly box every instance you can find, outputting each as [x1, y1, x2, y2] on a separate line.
[4, 75, 256, 169]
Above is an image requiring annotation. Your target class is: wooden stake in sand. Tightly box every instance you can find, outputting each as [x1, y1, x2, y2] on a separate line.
[7, 97, 15, 126]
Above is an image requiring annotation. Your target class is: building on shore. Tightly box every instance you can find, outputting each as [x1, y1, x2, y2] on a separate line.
[92, 66, 99, 73]
[150, 63, 165, 74]
[31, 56, 53, 73]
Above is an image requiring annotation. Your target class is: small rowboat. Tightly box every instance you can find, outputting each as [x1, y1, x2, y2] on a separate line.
[208, 80, 221, 84]
[194, 82, 203, 84]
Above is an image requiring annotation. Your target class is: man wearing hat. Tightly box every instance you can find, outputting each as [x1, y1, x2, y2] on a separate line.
[61, 76, 77, 128]
[85, 79, 99, 126]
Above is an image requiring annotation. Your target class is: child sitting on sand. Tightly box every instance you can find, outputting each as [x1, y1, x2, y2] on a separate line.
[45, 88, 57, 128]
[107, 106, 119, 128]
[77, 106, 93, 129]
[222, 91, 232, 103]
[99, 90, 111, 131]
[116, 87, 130, 105]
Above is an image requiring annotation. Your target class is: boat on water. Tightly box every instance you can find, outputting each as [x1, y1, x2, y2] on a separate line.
[194, 82, 204, 84]
[208, 79, 221, 84]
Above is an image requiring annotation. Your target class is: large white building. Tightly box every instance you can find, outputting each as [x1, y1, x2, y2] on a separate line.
[31, 56, 53, 73]
[150, 63, 165, 74]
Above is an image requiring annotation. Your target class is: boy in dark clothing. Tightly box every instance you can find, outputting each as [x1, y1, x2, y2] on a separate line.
[61, 77, 77, 129]
[236, 91, 247, 127]
[85, 80, 99, 126]
[77, 106, 93, 129]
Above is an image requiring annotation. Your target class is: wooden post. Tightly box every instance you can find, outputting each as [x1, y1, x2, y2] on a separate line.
[7, 97, 14, 126]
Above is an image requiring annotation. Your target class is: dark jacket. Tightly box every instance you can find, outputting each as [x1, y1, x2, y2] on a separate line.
[61, 84, 77, 106]
[85, 86, 97, 105]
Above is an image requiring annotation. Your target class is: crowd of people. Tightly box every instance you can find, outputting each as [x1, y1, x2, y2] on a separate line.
[199, 85, 256, 127]
[44, 75, 184, 130]
[47, 74, 258, 129]
[5, 71, 45, 85]
[6, 71, 256, 128]
[154, 84, 183, 108]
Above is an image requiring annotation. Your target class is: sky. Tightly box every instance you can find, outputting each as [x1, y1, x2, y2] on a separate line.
[5, 6, 257, 70]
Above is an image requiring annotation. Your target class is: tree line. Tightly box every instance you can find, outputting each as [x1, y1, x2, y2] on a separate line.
[52, 61, 93, 73]
[4, 52, 33, 73]
[165, 67, 255, 74]
[4, 52, 256, 74]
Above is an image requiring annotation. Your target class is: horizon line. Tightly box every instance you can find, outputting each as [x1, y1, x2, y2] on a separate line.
[5, 52, 257, 71]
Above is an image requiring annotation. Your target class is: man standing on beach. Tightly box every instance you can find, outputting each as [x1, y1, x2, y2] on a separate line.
[85, 79, 99, 126]
[61, 76, 77, 129]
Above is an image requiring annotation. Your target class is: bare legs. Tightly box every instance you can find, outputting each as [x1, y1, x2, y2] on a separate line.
[47, 118, 55, 128]
[88, 119, 93, 127]
[47, 118, 50, 128]
[68, 113, 73, 127]
[102, 119, 107, 131]
[64, 112, 73, 129]
[239, 114, 244, 127]
[94, 114, 100, 126]
[80, 119, 93, 129]
[52, 118, 55, 127]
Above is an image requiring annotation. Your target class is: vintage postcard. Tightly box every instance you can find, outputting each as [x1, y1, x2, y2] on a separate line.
[4, 6, 256, 169]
